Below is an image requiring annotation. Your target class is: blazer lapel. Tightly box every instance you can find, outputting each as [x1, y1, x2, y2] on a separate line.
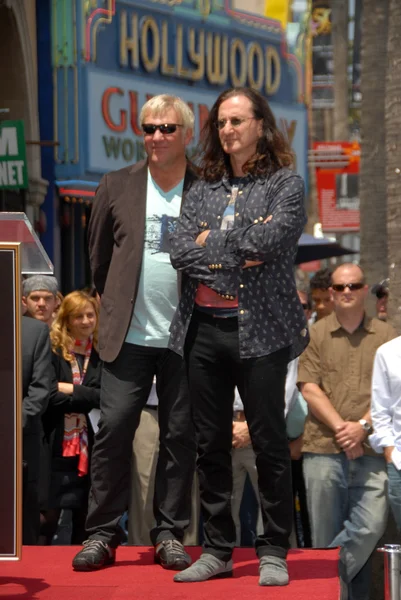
[126, 161, 148, 247]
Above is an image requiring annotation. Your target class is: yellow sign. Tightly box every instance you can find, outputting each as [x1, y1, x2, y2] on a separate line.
[119, 11, 281, 95]
[264, 0, 290, 29]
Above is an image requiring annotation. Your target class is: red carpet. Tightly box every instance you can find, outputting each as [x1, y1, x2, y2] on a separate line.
[0, 546, 340, 599]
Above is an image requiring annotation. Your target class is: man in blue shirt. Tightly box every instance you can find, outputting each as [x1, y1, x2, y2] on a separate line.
[72, 95, 197, 572]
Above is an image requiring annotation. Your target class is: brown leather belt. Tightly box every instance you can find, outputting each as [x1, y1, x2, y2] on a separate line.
[233, 410, 246, 422]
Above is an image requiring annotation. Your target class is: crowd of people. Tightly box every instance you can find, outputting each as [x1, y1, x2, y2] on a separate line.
[18, 88, 400, 599]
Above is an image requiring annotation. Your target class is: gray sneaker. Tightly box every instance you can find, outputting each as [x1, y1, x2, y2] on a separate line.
[174, 553, 233, 583]
[259, 556, 289, 586]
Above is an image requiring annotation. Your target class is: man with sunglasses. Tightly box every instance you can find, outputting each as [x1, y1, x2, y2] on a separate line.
[298, 263, 396, 600]
[72, 95, 197, 572]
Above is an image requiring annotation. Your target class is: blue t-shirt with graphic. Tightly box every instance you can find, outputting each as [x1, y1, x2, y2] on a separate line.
[125, 170, 183, 348]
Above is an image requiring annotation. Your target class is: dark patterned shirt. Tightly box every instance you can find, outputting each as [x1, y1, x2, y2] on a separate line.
[168, 168, 310, 359]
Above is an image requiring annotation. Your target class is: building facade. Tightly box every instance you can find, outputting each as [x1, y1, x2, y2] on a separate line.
[37, 0, 307, 292]
[0, 0, 48, 228]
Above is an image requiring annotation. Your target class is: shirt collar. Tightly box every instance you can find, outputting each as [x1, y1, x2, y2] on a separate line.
[328, 311, 376, 333]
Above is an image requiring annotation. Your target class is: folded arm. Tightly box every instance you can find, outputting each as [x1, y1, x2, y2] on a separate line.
[170, 182, 243, 294]
[205, 174, 306, 263]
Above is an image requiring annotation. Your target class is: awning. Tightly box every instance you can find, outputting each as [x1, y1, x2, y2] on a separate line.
[55, 179, 99, 203]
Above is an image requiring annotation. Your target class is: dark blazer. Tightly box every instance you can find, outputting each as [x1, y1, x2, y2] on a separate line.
[22, 316, 52, 430]
[21, 316, 52, 482]
[88, 159, 197, 363]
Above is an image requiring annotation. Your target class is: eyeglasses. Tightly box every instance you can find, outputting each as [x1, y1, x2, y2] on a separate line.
[331, 282, 365, 292]
[216, 117, 255, 130]
[376, 290, 388, 299]
[142, 123, 183, 135]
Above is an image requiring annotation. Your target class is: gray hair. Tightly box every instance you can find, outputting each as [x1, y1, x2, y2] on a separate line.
[22, 275, 59, 297]
[140, 94, 195, 132]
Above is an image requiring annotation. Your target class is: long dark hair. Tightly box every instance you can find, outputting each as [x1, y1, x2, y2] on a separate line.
[199, 87, 294, 182]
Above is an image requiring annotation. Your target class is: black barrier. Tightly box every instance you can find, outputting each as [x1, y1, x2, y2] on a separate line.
[0, 244, 22, 560]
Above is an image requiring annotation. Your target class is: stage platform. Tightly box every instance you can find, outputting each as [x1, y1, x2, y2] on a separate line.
[0, 546, 340, 599]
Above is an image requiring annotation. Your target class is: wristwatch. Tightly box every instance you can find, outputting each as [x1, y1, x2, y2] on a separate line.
[359, 419, 373, 435]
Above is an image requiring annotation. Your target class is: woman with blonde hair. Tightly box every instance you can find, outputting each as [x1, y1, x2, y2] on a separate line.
[41, 291, 101, 544]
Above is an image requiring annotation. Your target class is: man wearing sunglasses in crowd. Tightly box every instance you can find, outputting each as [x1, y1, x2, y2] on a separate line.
[298, 263, 396, 600]
[72, 95, 197, 572]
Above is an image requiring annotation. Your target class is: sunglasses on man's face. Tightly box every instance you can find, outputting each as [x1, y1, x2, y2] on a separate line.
[331, 282, 365, 292]
[142, 123, 183, 135]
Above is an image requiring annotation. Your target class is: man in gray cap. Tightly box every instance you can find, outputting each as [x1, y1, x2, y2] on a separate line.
[22, 275, 60, 328]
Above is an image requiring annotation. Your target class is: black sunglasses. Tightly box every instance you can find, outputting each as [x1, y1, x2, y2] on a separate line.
[332, 282, 365, 292]
[376, 290, 388, 299]
[142, 123, 183, 135]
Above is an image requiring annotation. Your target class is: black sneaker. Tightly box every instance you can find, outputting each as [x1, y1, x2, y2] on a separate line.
[154, 540, 191, 571]
[72, 539, 116, 571]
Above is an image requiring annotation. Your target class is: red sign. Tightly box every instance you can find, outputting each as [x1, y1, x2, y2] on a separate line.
[314, 141, 360, 232]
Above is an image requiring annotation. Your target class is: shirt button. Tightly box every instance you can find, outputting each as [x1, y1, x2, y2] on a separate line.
[240, 309, 245, 315]
[259, 216, 263, 221]
[254, 219, 258, 223]
[235, 212, 240, 217]
[217, 215, 221, 220]
[240, 284, 244, 288]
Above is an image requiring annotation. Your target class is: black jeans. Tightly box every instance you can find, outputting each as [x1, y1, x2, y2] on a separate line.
[86, 343, 196, 547]
[185, 310, 292, 561]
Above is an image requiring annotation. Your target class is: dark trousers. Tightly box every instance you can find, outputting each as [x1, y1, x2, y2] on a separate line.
[185, 311, 293, 562]
[86, 343, 196, 547]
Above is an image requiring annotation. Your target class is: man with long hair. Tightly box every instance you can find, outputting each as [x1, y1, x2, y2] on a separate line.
[169, 87, 308, 585]
[72, 95, 197, 572]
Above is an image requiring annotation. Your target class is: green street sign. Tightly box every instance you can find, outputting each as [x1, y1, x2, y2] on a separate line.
[0, 120, 28, 190]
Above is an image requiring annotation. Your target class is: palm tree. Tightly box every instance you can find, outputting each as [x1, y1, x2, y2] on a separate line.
[331, 0, 348, 140]
[386, 0, 401, 332]
[359, 0, 388, 316]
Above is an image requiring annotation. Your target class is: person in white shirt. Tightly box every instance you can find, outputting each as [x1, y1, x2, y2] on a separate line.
[370, 335, 401, 530]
